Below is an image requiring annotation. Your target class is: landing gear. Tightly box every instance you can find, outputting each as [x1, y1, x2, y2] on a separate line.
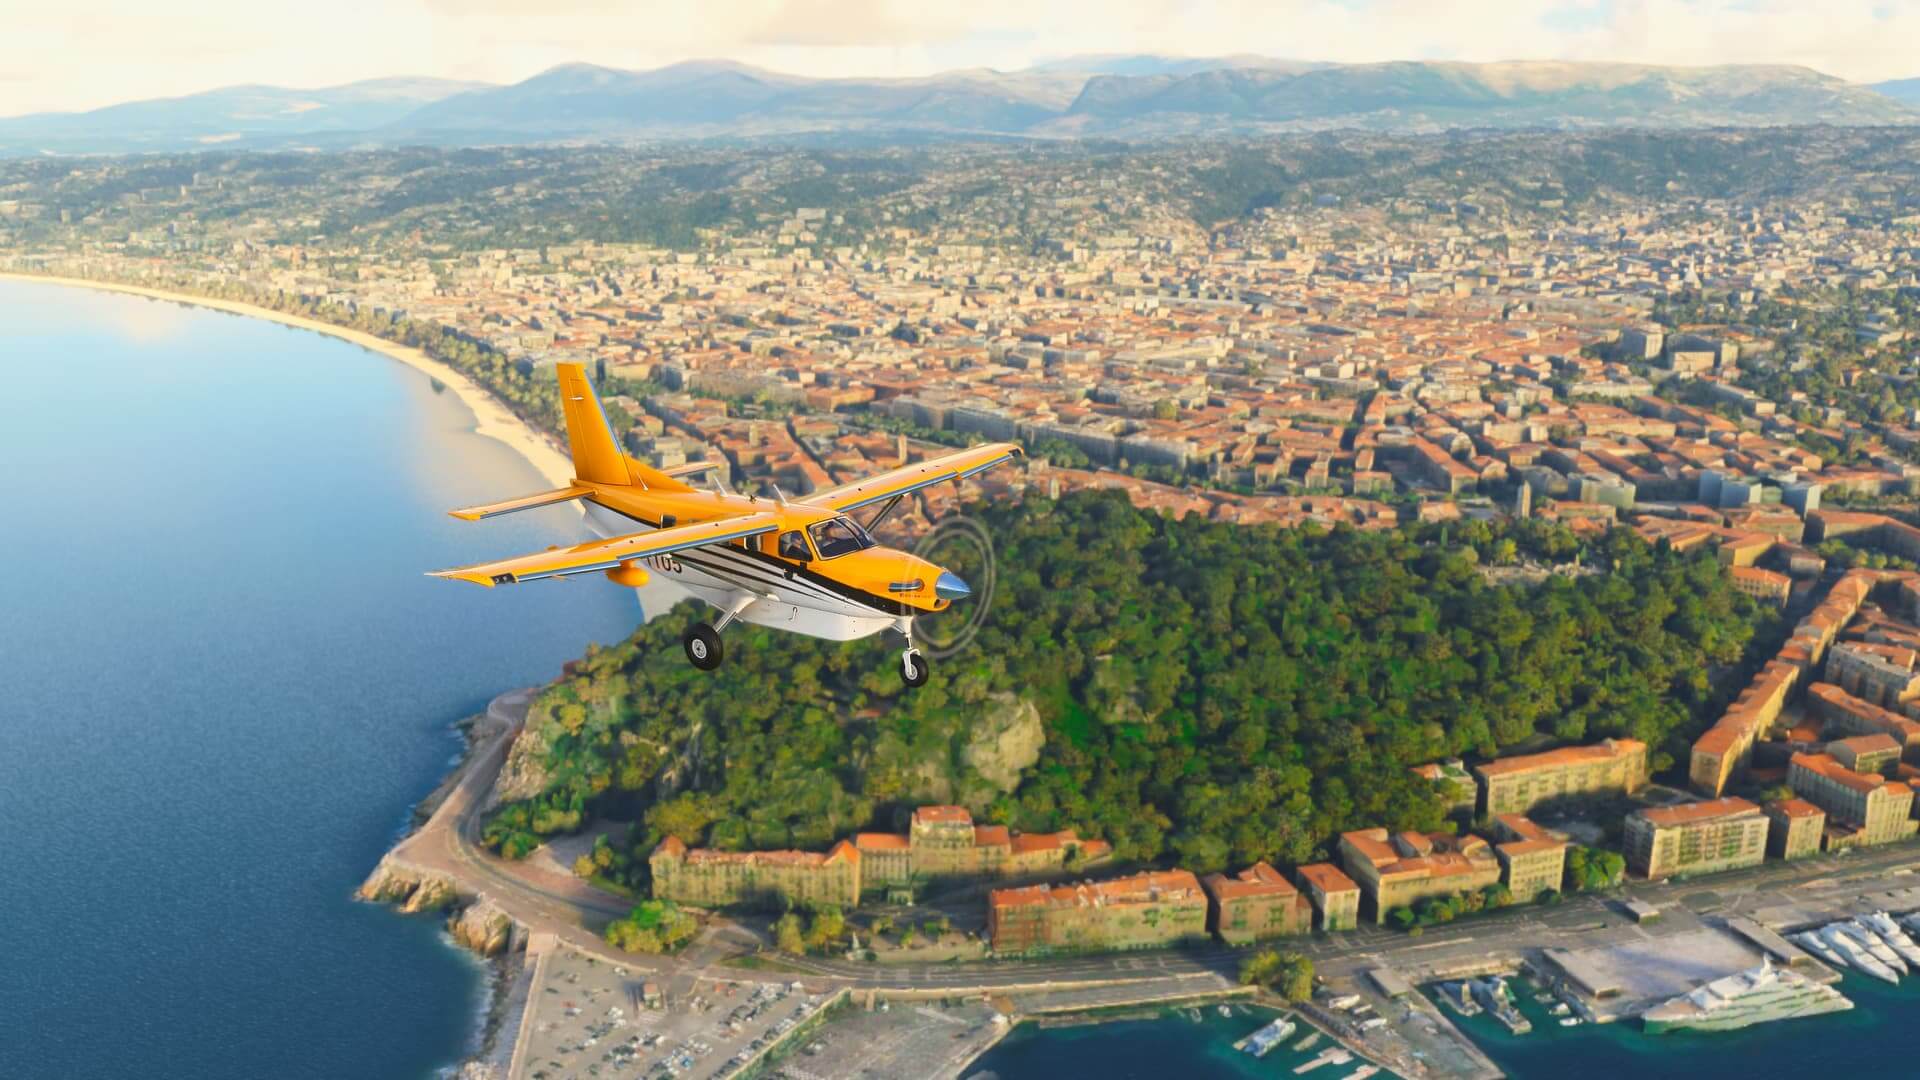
[684, 594, 760, 671]
[902, 647, 930, 688]
[683, 622, 723, 670]
[895, 616, 929, 689]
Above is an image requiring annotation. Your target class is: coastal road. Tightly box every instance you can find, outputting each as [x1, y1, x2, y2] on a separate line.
[397, 688, 1920, 998]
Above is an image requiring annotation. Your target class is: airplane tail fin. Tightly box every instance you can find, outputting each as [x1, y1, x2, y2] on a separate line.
[555, 363, 691, 491]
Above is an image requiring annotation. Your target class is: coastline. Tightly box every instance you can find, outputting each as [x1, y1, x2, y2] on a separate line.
[0, 272, 575, 489]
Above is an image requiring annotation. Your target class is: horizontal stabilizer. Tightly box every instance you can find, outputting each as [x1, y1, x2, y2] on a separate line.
[813, 442, 1024, 514]
[661, 460, 724, 478]
[447, 486, 592, 521]
[430, 511, 782, 586]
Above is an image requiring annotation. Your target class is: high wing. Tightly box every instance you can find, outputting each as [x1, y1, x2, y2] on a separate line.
[430, 512, 782, 586]
[811, 443, 1024, 514]
[447, 485, 593, 521]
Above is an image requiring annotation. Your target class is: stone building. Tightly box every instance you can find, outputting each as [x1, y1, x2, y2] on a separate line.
[648, 836, 861, 911]
[987, 870, 1209, 955]
[1622, 797, 1769, 879]
[853, 805, 1109, 899]
[1295, 863, 1360, 932]
[1691, 661, 1799, 797]
[1826, 641, 1920, 708]
[1789, 751, 1919, 850]
[1201, 862, 1313, 945]
[1828, 733, 1902, 775]
[1338, 828, 1502, 923]
[1765, 797, 1826, 861]
[1490, 815, 1569, 903]
[1807, 682, 1920, 757]
[1475, 738, 1649, 816]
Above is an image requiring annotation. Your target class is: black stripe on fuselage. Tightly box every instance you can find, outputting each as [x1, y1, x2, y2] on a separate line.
[586, 498, 915, 617]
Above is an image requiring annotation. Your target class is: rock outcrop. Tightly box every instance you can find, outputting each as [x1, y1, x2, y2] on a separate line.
[359, 856, 519, 957]
[962, 693, 1046, 794]
[449, 897, 514, 957]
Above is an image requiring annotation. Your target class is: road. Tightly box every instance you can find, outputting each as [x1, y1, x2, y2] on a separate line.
[383, 687, 1920, 997]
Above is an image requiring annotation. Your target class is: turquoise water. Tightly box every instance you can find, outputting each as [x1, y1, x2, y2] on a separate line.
[0, 281, 639, 1079]
[1443, 969, 1920, 1078]
[976, 972, 1920, 1080]
[973, 1008, 1397, 1079]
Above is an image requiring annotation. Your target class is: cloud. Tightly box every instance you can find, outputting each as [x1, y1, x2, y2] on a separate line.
[1, 0, 1915, 117]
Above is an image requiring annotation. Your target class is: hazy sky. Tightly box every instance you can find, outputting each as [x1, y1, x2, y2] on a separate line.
[4, 0, 1917, 116]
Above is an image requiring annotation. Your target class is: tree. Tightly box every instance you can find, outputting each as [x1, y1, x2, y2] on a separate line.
[604, 901, 696, 954]
[1239, 948, 1314, 1003]
[774, 912, 805, 955]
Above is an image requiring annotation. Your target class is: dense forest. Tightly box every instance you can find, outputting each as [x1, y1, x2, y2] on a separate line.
[480, 490, 1776, 889]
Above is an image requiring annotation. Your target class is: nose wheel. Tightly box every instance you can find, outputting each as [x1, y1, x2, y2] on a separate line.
[683, 622, 723, 670]
[901, 647, 929, 688]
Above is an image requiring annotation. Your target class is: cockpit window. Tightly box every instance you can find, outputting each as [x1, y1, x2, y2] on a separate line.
[778, 530, 812, 561]
[808, 516, 875, 559]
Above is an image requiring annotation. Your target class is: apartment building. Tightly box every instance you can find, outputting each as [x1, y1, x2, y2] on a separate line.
[1201, 861, 1313, 945]
[649, 836, 861, 910]
[1622, 797, 1769, 879]
[1475, 738, 1649, 816]
[1295, 863, 1361, 932]
[852, 805, 1110, 898]
[1490, 814, 1570, 902]
[1765, 797, 1826, 861]
[987, 870, 1209, 955]
[1788, 751, 1919, 851]
[1338, 828, 1503, 923]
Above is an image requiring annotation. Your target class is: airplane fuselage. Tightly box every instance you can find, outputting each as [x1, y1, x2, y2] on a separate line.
[578, 482, 946, 641]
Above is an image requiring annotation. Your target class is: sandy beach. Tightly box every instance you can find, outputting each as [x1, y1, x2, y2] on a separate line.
[0, 271, 576, 489]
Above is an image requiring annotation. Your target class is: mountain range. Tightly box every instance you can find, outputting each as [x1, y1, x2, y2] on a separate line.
[3, 56, 1916, 155]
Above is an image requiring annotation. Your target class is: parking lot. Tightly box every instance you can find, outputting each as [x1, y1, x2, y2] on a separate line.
[518, 947, 837, 1080]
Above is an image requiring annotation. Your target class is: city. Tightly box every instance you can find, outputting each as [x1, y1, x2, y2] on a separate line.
[9, 10, 1920, 1080]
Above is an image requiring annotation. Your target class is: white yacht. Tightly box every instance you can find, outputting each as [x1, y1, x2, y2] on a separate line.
[1862, 912, 1920, 968]
[1835, 920, 1907, 974]
[1821, 924, 1899, 984]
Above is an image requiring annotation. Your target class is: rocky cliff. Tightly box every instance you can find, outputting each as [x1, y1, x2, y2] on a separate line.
[358, 856, 517, 957]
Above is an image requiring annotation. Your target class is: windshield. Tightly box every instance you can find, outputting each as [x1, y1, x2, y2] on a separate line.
[808, 516, 875, 559]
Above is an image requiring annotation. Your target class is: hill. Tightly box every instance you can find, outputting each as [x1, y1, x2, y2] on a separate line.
[478, 490, 1777, 890]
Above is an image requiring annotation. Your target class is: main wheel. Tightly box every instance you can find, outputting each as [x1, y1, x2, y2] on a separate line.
[901, 648, 930, 688]
[683, 622, 723, 670]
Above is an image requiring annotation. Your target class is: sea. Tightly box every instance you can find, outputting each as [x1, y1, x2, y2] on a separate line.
[971, 968, 1920, 1079]
[0, 280, 639, 1079]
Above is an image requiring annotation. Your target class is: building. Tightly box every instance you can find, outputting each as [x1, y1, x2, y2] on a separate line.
[649, 836, 861, 911]
[1623, 797, 1769, 880]
[1765, 798, 1826, 861]
[1806, 682, 1920, 757]
[1826, 641, 1920, 708]
[1201, 862, 1313, 944]
[1295, 863, 1361, 932]
[986, 870, 1209, 955]
[1490, 815, 1569, 902]
[1474, 738, 1650, 816]
[1828, 733, 1902, 776]
[853, 805, 1110, 899]
[1338, 829, 1503, 923]
[1412, 759, 1478, 816]
[1691, 661, 1798, 796]
[1788, 752, 1919, 851]
[1728, 565, 1791, 606]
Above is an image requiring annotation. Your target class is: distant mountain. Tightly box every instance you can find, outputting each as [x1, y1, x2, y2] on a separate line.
[3, 58, 1913, 156]
[1872, 78, 1920, 106]
[1061, 61, 1916, 131]
[0, 77, 491, 154]
[391, 60, 1079, 138]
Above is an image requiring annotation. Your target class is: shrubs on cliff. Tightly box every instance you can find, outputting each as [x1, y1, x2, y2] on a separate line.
[484, 490, 1773, 885]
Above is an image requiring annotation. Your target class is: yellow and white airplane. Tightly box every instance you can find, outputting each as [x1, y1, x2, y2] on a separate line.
[431, 362, 1021, 686]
